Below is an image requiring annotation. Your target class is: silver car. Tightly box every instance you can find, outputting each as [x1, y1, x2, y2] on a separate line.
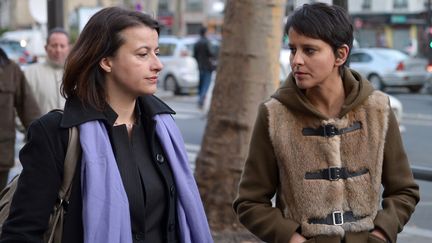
[0, 39, 34, 64]
[349, 48, 428, 93]
[158, 36, 200, 94]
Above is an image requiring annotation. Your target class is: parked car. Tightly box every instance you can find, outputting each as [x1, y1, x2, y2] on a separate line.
[158, 35, 221, 95]
[279, 48, 292, 84]
[158, 36, 199, 94]
[388, 94, 404, 131]
[424, 75, 432, 94]
[349, 47, 428, 93]
[158, 36, 200, 94]
[0, 39, 35, 64]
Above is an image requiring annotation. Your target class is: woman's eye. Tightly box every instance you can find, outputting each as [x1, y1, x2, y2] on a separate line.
[138, 53, 148, 57]
[305, 48, 315, 54]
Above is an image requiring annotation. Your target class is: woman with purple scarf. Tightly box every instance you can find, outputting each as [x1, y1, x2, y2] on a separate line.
[0, 7, 212, 243]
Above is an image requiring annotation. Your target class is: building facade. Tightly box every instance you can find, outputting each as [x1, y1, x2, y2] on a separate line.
[288, 0, 431, 57]
[348, 0, 428, 57]
[0, 0, 225, 36]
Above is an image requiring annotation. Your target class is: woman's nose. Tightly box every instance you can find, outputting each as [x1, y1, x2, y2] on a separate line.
[291, 51, 304, 66]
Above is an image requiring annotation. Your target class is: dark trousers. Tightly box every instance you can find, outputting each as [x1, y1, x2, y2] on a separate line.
[198, 69, 213, 107]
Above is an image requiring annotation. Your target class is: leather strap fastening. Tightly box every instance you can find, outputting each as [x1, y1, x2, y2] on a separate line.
[305, 167, 369, 181]
[302, 121, 362, 137]
[308, 211, 364, 225]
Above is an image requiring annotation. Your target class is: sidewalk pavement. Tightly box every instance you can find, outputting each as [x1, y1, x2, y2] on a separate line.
[155, 89, 174, 99]
[399, 225, 432, 243]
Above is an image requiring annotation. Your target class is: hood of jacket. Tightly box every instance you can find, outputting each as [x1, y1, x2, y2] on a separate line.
[271, 67, 374, 119]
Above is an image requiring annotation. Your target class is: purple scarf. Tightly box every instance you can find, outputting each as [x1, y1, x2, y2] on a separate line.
[79, 114, 213, 243]
[154, 114, 213, 243]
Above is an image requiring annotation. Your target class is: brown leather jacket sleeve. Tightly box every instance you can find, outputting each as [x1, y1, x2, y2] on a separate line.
[233, 103, 300, 243]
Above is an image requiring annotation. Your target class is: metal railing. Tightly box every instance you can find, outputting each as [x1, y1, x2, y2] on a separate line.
[412, 165, 432, 181]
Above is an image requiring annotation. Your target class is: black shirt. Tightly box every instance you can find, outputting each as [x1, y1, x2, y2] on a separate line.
[112, 121, 165, 242]
[109, 105, 179, 243]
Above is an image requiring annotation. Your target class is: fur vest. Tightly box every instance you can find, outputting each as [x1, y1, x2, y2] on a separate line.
[265, 90, 390, 238]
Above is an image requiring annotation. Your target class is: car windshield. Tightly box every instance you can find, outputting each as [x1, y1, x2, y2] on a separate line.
[185, 43, 194, 53]
[0, 40, 25, 53]
[158, 43, 176, 56]
[0, 44, 19, 58]
[374, 49, 408, 60]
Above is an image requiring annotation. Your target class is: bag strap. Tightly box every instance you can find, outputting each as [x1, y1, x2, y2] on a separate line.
[58, 126, 80, 202]
[51, 109, 81, 206]
[46, 110, 81, 243]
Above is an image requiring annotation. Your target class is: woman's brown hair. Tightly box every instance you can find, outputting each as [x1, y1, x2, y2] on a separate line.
[61, 7, 159, 110]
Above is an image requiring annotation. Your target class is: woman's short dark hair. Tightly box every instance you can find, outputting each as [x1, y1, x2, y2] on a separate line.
[61, 7, 160, 110]
[285, 3, 353, 73]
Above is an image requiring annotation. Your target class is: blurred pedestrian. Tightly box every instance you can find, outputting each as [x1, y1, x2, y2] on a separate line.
[0, 47, 41, 191]
[24, 27, 70, 114]
[0, 7, 212, 243]
[233, 3, 419, 243]
[193, 26, 215, 109]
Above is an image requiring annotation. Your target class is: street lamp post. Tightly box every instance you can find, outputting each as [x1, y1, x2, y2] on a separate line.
[47, 0, 64, 30]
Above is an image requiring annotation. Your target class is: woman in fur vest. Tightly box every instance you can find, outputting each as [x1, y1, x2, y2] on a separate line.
[233, 3, 419, 243]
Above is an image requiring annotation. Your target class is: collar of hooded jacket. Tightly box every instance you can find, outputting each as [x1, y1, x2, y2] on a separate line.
[271, 67, 374, 119]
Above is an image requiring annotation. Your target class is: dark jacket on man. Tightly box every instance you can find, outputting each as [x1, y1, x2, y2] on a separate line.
[193, 37, 214, 71]
[0, 60, 41, 172]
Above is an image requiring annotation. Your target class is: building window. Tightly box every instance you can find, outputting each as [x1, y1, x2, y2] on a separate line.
[362, 0, 371, 10]
[158, 0, 169, 11]
[394, 0, 408, 9]
[186, 0, 202, 12]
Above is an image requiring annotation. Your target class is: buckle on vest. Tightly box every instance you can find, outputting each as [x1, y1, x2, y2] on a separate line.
[332, 211, 343, 225]
[328, 167, 341, 181]
[323, 124, 338, 137]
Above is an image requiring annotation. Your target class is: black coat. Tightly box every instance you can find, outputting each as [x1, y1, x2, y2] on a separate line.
[0, 95, 179, 243]
[193, 37, 215, 71]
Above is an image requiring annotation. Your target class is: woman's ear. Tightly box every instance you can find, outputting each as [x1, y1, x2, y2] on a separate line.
[99, 57, 112, 73]
[335, 44, 350, 66]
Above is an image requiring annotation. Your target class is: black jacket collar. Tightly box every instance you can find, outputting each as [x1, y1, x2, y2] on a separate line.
[60, 95, 175, 128]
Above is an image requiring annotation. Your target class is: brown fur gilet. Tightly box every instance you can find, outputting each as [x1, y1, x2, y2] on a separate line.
[265, 91, 390, 238]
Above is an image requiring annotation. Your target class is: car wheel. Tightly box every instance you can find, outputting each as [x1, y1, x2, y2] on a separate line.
[164, 75, 180, 94]
[369, 74, 384, 91]
[407, 85, 423, 93]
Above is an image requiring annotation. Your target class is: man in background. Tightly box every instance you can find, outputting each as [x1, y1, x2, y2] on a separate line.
[25, 28, 70, 114]
[0, 47, 41, 190]
[193, 26, 215, 109]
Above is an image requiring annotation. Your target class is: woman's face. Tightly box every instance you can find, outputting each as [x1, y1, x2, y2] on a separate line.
[288, 28, 342, 90]
[102, 25, 163, 98]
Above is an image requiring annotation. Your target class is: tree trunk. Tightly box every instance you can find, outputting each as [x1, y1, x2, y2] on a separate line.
[194, 0, 284, 238]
